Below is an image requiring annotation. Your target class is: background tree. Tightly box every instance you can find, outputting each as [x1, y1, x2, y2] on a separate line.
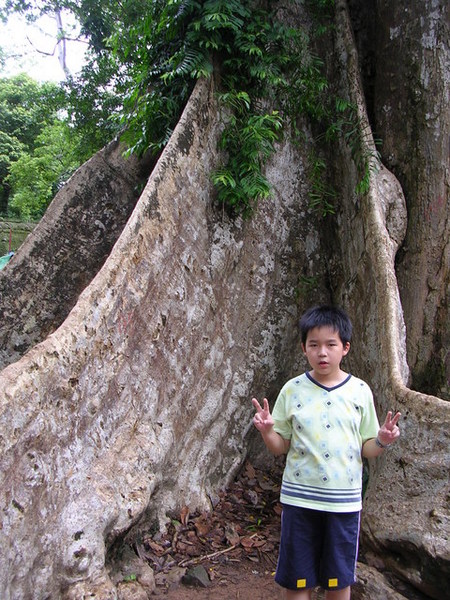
[0, 3, 122, 217]
[0, 75, 58, 213]
[0, 129, 24, 213]
[7, 120, 86, 219]
[0, 71, 113, 218]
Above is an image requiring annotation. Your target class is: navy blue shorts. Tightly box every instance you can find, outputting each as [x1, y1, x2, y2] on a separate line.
[275, 504, 360, 591]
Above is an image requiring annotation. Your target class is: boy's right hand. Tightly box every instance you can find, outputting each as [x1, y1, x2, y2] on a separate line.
[252, 398, 274, 433]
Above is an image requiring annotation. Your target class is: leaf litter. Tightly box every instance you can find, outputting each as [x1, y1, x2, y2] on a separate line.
[137, 460, 284, 597]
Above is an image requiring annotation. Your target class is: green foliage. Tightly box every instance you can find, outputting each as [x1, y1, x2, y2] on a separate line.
[104, 0, 195, 156]
[100, 0, 368, 215]
[0, 74, 96, 218]
[278, 53, 330, 129]
[62, 58, 122, 156]
[8, 120, 84, 219]
[0, 130, 24, 211]
[2, 0, 370, 219]
[212, 94, 282, 216]
[0, 4, 130, 219]
[305, 0, 336, 35]
[93, 0, 338, 215]
[0, 131, 24, 180]
[0, 74, 61, 214]
[323, 97, 381, 196]
[307, 154, 336, 216]
[246, 516, 263, 531]
[0, 74, 61, 148]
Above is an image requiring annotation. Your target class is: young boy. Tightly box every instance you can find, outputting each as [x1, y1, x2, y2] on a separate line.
[252, 305, 401, 600]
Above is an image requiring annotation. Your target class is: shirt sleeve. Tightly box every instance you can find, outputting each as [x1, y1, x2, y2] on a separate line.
[359, 384, 380, 443]
[272, 385, 292, 440]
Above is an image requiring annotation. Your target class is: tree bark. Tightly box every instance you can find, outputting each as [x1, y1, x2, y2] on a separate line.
[372, 0, 449, 399]
[55, 10, 69, 76]
[0, 75, 326, 599]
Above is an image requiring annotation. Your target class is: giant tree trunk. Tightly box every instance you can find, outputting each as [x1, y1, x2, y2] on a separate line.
[373, 0, 449, 399]
[0, 1, 448, 599]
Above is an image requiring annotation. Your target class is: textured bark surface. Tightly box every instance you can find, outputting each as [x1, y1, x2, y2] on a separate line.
[0, 1, 448, 599]
[0, 139, 154, 370]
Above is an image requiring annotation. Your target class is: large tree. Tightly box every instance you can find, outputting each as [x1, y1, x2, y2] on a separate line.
[0, 1, 448, 599]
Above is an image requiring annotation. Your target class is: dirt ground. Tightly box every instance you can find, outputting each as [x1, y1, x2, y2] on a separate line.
[142, 461, 286, 599]
[153, 562, 282, 599]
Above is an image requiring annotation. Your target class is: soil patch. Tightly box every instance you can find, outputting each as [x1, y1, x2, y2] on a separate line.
[140, 461, 286, 599]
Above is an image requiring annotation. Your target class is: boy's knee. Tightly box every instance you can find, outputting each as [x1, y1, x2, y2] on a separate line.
[325, 586, 351, 600]
[285, 589, 312, 600]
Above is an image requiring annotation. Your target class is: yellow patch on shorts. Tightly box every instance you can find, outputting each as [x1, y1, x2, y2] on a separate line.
[296, 579, 307, 588]
[328, 578, 339, 587]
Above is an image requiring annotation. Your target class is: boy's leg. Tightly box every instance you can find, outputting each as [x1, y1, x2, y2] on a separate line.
[325, 586, 351, 600]
[286, 589, 312, 600]
[285, 586, 350, 599]
[276, 505, 323, 592]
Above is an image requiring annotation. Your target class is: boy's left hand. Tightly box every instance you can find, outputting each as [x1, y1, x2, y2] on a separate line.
[378, 411, 401, 446]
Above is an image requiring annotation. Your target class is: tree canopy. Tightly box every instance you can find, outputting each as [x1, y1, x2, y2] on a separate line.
[0, 74, 59, 216]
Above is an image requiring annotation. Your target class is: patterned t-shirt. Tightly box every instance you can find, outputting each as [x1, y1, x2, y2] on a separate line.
[272, 372, 379, 513]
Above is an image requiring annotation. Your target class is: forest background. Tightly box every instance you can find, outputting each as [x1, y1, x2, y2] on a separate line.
[0, 3, 119, 223]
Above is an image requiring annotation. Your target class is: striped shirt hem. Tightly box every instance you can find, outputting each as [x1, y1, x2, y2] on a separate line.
[281, 480, 361, 506]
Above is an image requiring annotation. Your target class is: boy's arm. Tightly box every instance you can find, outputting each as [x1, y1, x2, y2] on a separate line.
[362, 410, 401, 458]
[252, 397, 290, 456]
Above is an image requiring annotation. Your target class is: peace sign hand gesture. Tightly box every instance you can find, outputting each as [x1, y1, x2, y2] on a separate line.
[252, 398, 274, 433]
[377, 410, 401, 447]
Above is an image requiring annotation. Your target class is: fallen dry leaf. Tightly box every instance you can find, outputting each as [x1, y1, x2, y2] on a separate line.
[193, 516, 211, 537]
[180, 506, 190, 526]
[240, 536, 256, 549]
[147, 540, 166, 555]
[244, 462, 256, 479]
[225, 524, 240, 547]
[273, 503, 283, 515]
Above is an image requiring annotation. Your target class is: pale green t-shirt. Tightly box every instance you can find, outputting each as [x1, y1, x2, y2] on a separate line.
[272, 372, 380, 513]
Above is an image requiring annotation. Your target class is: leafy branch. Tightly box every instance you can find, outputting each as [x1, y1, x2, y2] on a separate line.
[212, 92, 282, 217]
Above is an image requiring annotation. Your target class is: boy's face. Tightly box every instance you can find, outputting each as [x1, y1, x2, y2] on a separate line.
[301, 326, 350, 381]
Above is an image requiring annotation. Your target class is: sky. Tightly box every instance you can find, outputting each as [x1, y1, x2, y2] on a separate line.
[0, 11, 88, 82]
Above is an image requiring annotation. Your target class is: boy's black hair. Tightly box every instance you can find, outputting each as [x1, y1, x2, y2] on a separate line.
[299, 305, 352, 345]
